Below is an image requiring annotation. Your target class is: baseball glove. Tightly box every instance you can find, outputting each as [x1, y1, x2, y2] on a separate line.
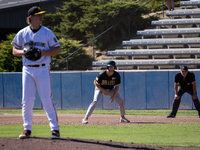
[23, 44, 41, 61]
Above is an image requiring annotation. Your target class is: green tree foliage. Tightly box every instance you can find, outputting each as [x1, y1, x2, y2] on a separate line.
[0, 34, 22, 72]
[1, 0, 159, 72]
[0, 33, 92, 72]
[56, 0, 99, 42]
[51, 38, 93, 70]
[42, 0, 155, 70]
[42, 13, 63, 39]
[143, 0, 180, 12]
[87, 1, 152, 50]
[46, 0, 152, 50]
[0, 34, 92, 72]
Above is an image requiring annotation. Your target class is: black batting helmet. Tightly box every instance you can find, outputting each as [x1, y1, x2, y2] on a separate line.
[107, 60, 116, 69]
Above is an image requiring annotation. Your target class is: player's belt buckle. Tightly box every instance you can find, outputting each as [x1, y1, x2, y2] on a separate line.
[27, 64, 45, 67]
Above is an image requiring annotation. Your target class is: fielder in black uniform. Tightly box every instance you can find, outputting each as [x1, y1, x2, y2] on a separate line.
[167, 66, 200, 118]
[82, 60, 130, 124]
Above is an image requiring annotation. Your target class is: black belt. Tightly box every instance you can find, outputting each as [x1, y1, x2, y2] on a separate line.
[27, 64, 46, 67]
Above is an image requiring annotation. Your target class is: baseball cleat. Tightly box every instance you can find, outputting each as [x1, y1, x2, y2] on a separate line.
[120, 117, 130, 123]
[51, 130, 60, 139]
[167, 114, 176, 118]
[82, 118, 88, 124]
[19, 130, 31, 139]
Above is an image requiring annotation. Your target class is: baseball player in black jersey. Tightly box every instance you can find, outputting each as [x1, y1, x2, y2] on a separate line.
[167, 66, 200, 118]
[82, 60, 130, 124]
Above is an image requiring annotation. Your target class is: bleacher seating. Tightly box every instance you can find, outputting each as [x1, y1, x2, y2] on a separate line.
[137, 28, 200, 38]
[166, 9, 200, 18]
[122, 38, 200, 47]
[92, 59, 200, 68]
[92, 1, 200, 70]
[151, 18, 200, 28]
[180, 1, 200, 7]
[107, 48, 200, 57]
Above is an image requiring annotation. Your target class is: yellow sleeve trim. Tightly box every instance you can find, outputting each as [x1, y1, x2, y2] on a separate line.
[94, 80, 100, 85]
[115, 83, 121, 86]
[50, 43, 60, 48]
[12, 41, 22, 49]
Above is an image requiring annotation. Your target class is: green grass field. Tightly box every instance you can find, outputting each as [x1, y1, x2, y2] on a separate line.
[0, 109, 200, 147]
[0, 109, 199, 116]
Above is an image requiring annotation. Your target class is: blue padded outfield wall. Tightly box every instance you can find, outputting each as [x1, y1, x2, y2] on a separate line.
[0, 70, 199, 110]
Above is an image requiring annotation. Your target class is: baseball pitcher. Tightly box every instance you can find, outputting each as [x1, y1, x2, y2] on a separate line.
[11, 6, 61, 139]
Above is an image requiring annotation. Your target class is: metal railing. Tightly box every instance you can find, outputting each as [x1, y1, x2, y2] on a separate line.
[55, 0, 152, 70]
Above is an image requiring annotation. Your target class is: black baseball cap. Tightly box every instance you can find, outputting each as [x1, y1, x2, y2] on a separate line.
[180, 65, 188, 71]
[28, 6, 46, 16]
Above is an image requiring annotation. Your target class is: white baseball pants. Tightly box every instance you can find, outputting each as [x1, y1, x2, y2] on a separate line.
[85, 86, 126, 118]
[22, 65, 59, 131]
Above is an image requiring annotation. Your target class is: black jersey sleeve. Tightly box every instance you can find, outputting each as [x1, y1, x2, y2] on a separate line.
[190, 72, 195, 82]
[175, 73, 180, 83]
[115, 72, 121, 86]
[95, 75, 101, 85]
[94, 70, 105, 85]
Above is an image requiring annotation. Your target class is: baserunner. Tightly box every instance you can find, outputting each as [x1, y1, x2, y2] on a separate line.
[82, 60, 130, 124]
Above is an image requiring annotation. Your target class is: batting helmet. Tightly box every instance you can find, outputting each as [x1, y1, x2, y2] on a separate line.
[107, 60, 116, 69]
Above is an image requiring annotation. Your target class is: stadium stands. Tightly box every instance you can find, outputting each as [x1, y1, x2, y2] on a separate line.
[122, 38, 200, 47]
[92, 0, 200, 70]
[92, 59, 200, 66]
[166, 9, 200, 18]
[107, 48, 200, 57]
[180, 1, 200, 7]
[151, 18, 200, 28]
[137, 28, 200, 38]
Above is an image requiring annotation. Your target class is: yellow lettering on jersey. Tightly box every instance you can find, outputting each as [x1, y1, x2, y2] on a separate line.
[101, 80, 107, 85]
[101, 80, 115, 85]
[109, 80, 115, 85]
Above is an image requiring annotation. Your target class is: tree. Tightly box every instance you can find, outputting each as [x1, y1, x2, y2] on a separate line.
[50, 0, 152, 50]
[0, 34, 92, 72]
[143, 0, 180, 12]
[0, 0, 156, 72]
[42, 13, 63, 39]
[0, 33, 22, 72]
[51, 38, 93, 70]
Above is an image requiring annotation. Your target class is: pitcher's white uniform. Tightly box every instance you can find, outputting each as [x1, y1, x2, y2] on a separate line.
[11, 25, 60, 131]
